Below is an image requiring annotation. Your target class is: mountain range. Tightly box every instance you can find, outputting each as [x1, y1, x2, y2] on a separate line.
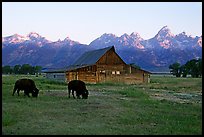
[2, 26, 202, 72]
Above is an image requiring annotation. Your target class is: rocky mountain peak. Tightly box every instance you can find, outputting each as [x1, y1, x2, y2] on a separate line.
[27, 32, 41, 39]
[155, 25, 174, 40]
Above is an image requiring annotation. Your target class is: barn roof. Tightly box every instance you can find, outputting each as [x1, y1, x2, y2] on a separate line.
[42, 46, 115, 72]
[41, 67, 67, 73]
[69, 46, 115, 69]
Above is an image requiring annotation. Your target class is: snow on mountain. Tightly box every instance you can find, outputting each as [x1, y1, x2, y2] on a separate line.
[3, 34, 29, 44]
[2, 26, 202, 72]
[89, 26, 202, 71]
[197, 36, 202, 47]
[2, 32, 53, 46]
[90, 32, 145, 49]
[27, 32, 41, 38]
[130, 32, 143, 41]
[63, 36, 80, 46]
[154, 25, 174, 40]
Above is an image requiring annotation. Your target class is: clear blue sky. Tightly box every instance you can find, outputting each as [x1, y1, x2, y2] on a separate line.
[2, 2, 202, 44]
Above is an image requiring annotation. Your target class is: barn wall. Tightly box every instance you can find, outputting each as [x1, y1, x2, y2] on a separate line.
[97, 48, 126, 65]
[66, 65, 97, 84]
[46, 72, 66, 82]
[66, 71, 77, 82]
[78, 71, 97, 83]
[66, 64, 150, 84]
[98, 73, 147, 84]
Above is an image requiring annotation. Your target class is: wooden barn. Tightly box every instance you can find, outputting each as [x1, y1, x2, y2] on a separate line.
[66, 46, 151, 84]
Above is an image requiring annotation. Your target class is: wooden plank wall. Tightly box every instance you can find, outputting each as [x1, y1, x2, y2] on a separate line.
[66, 65, 150, 84]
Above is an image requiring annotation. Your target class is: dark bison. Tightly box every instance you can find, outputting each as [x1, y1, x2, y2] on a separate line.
[68, 80, 89, 99]
[12, 78, 39, 97]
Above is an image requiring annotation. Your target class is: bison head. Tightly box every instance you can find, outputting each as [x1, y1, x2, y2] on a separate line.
[82, 89, 89, 99]
[32, 88, 39, 97]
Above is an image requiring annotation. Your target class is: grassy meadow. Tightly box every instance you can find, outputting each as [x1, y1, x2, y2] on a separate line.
[2, 74, 202, 135]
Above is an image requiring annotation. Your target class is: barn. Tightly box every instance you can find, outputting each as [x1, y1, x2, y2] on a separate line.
[66, 46, 151, 84]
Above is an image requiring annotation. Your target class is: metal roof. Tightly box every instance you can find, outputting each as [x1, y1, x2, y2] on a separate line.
[72, 46, 114, 66]
[41, 67, 67, 73]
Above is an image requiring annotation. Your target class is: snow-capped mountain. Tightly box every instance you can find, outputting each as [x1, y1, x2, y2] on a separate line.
[3, 34, 29, 44]
[2, 32, 91, 68]
[3, 32, 52, 47]
[89, 26, 201, 71]
[89, 32, 145, 50]
[2, 26, 202, 72]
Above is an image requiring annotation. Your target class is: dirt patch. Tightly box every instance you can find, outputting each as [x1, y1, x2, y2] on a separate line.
[45, 90, 68, 97]
[44, 90, 110, 98]
[149, 88, 202, 104]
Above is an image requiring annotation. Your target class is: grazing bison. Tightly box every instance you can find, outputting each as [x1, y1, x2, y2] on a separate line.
[12, 78, 39, 97]
[68, 80, 89, 99]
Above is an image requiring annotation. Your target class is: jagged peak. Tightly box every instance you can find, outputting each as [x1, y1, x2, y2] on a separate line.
[63, 36, 80, 45]
[101, 33, 117, 38]
[176, 31, 187, 36]
[160, 25, 169, 30]
[121, 33, 129, 37]
[130, 32, 143, 40]
[158, 25, 171, 34]
[64, 36, 71, 41]
[27, 32, 41, 38]
[13, 33, 24, 37]
[130, 32, 140, 37]
[155, 25, 174, 38]
[57, 39, 62, 42]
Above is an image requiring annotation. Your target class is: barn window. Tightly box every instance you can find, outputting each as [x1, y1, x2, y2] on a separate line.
[100, 70, 106, 73]
[112, 71, 115, 75]
[116, 71, 120, 75]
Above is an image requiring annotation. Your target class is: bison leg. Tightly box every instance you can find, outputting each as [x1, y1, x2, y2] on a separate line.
[17, 89, 21, 96]
[72, 90, 76, 99]
[12, 87, 17, 96]
[77, 95, 81, 99]
[68, 89, 71, 98]
[76, 92, 81, 99]
[24, 90, 30, 97]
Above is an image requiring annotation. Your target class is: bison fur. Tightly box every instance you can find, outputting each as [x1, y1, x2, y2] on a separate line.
[12, 78, 39, 97]
[68, 80, 89, 99]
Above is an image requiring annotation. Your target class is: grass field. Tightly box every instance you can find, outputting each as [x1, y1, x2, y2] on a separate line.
[2, 74, 202, 135]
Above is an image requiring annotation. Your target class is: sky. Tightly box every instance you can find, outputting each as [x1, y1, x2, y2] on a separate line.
[2, 2, 202, 45]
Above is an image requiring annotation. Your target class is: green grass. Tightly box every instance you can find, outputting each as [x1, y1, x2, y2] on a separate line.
[2, 74, 202, 135]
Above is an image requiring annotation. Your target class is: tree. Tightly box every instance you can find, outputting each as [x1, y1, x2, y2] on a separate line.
[19, 64, 32, 74]
[170, 58, 202, 78]
[180, 64, 188, 77]
[198, 58, 202, 76]
[2, 65, 13, 74]
[2, 64, 43, 75]
[185, 58, 202, 78]
[169, 62, 181, 77]
[13, 65, 21, 74]
[34, 66, 42, 74]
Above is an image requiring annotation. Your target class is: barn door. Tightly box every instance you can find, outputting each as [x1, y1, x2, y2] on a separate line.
[98, 70, 106, 82]
[71, 72, 78, 80]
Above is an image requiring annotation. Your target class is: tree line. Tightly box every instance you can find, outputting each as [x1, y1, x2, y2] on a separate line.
[169, 58, 202, 78]
[2, 64, 42, 75]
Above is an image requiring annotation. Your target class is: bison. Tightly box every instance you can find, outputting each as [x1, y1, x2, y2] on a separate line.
[68, 80, 89, 99]
[12, 78, 39, 97]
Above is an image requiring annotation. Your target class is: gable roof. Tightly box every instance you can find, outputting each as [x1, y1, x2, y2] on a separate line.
[129, 64, 152, 74]
[72, 46, 115, 66]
